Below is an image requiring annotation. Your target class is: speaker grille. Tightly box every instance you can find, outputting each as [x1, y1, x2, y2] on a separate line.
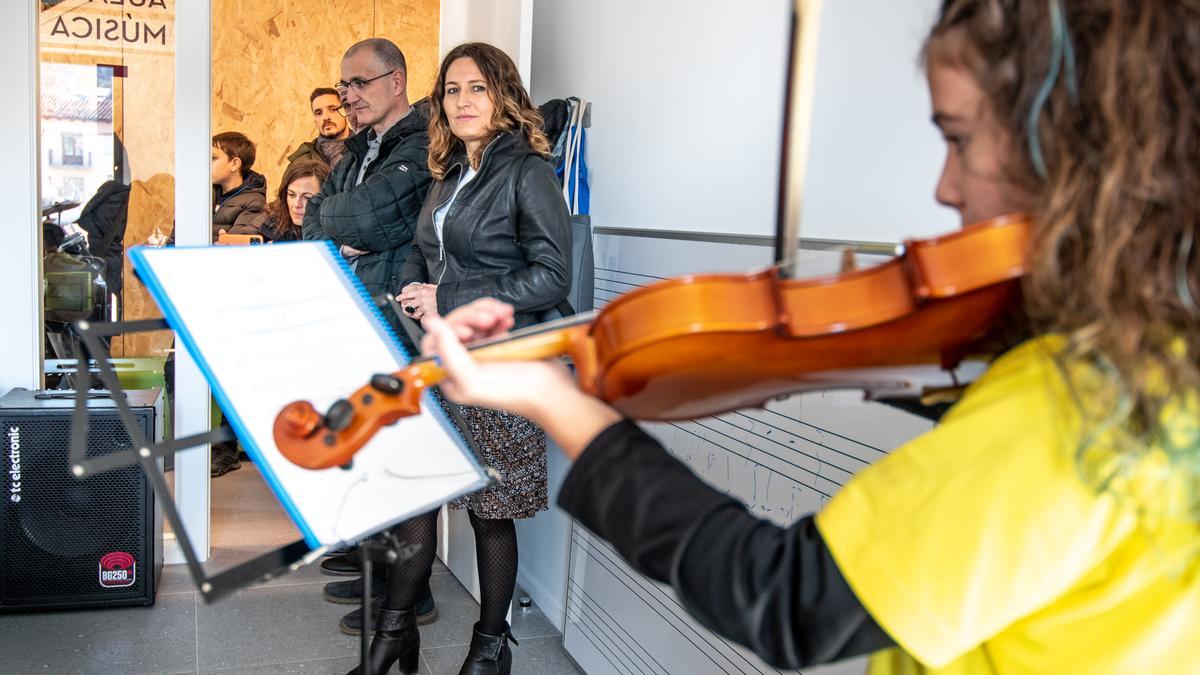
[1, 401, 156, 609]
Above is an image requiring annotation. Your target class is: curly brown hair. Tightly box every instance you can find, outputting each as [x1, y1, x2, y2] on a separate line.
[427, 42, 549, 179]
[927, 1, 1200, 517]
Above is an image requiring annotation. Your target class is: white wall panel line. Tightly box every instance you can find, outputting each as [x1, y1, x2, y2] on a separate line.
[566, 579, 669, 675]
[569, 528, 781, 675]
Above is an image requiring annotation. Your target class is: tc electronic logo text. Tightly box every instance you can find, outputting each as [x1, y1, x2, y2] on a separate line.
[6, 426, 19, 503]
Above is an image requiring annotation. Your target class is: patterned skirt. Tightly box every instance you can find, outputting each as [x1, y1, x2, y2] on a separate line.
[444, 401, 548, 520]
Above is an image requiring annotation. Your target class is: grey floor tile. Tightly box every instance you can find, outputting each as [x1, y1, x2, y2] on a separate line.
[420, 643, 470, 675]
[160, 560, 202, 596]
[201, 655, 360, 673]
[196, 584, 356, 671]
[206, 543, 334, 591]
[431, 557, 451, 576]
[510, 636, 580, 675]
[510, 602, 561, 641]
[422, 636, 577, 675]
[416, 573, 485, 648]
[0, 592, 198, 674]
[510, 583, 561, 640]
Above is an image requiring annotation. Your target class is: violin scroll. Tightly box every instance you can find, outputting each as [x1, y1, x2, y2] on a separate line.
[273, 362, 437, 470]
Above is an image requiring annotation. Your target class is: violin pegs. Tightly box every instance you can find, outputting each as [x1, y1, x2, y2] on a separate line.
[370, 373, 405, 395]
[323, 399, 356, 432]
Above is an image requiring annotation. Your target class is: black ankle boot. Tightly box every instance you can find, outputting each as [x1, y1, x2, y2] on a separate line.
[458, 622, 518, 675]
[345, 607, 420, 675]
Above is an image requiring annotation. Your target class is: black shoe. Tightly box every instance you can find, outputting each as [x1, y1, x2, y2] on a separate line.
[458, 621, 518, 675]
[324, 574, 386, 605]
[340, 585, 438, 635]
[320, 552, 361, 576]
[345, 608, 420, 675]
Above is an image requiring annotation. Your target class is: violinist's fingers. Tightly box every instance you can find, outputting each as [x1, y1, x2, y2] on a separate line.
[442, 299, 515, 343]
[422, 315, 477, 400]
[423, 313, 578, 417]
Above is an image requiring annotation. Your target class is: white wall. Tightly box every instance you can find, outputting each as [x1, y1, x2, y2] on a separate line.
[531, 0, 790, 238]
[530, 0, 953, 244]
[513, 442, 572, 627]
[0, 1, 41, 393]
[800, 0, 954, 242]
[440, 0, 533, 85]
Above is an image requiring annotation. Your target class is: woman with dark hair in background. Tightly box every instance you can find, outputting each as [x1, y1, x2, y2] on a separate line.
[240, 159, 331, 242]
[351, 43, 570, 675]
[420, 2, 1200, 673]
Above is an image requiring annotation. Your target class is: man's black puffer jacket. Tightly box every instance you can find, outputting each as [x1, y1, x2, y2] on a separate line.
[403, 131, 571, 330]
[302, 100, 432, 297]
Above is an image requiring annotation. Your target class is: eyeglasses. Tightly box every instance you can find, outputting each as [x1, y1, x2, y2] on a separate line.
[335, 70, 395, 95]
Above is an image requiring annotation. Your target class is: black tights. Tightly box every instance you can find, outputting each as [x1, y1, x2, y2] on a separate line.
[383, 509, 517, 634]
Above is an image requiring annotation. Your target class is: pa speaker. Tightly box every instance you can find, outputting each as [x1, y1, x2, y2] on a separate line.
[0, 387, 163, 611]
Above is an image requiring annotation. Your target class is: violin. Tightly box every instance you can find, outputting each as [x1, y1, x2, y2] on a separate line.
[273, 212, 1030, 470]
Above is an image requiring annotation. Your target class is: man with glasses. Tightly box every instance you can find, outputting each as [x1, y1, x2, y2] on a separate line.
[302, 37, 431, 298]
[299, 36, 439, 637]
[287, 87, 352, 170]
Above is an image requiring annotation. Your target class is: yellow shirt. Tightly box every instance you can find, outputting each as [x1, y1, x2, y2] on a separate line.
[816, 337, 1200, 674]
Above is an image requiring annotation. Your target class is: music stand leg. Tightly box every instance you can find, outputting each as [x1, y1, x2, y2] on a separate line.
[361, 545, 372, 673]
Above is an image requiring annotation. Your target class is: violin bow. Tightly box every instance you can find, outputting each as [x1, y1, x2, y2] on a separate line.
[773, 0, 823, 279]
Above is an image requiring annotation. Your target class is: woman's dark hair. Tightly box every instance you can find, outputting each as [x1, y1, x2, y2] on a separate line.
[927, 1, 1200, 519]
[428, 42, 549, 179]
[268, 158, 329, 239]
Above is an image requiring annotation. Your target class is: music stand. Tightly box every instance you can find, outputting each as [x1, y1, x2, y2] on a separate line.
[65, 297, 491, 670]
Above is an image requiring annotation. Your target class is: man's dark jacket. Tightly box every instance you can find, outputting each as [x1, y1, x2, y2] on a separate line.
[76, 180, 130, 295]
[287, 136, 347, 170]
[287, 140, 323, 166]
[302, 101, 432, 297]
[402, 131, 571, 330]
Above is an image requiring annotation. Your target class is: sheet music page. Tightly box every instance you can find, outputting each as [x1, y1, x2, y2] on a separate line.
[131, 243, 486, 548]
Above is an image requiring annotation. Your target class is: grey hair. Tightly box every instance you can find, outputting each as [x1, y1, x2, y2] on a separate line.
[345, 38, 407, 74]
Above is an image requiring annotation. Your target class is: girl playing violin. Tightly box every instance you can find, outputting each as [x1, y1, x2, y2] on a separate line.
[421, 1, 1199, 672]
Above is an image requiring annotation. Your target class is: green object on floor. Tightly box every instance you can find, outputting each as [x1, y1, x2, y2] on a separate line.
[112, 357, 165, 391]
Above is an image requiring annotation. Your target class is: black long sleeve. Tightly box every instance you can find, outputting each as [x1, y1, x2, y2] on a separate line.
[557, 420, 895, 669]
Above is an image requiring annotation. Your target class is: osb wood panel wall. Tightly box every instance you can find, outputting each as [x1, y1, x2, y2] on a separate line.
[212, 0, 441, 195]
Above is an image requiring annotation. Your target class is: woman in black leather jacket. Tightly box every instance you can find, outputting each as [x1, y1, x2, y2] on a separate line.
[351, 43, 570, 675]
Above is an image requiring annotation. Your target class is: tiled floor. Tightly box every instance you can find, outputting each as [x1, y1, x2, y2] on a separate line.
[0, 463, 581, 674]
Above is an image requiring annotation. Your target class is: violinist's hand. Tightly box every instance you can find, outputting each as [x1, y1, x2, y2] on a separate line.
[428, 298, 515, 342]
[423, 299, 622, 459]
